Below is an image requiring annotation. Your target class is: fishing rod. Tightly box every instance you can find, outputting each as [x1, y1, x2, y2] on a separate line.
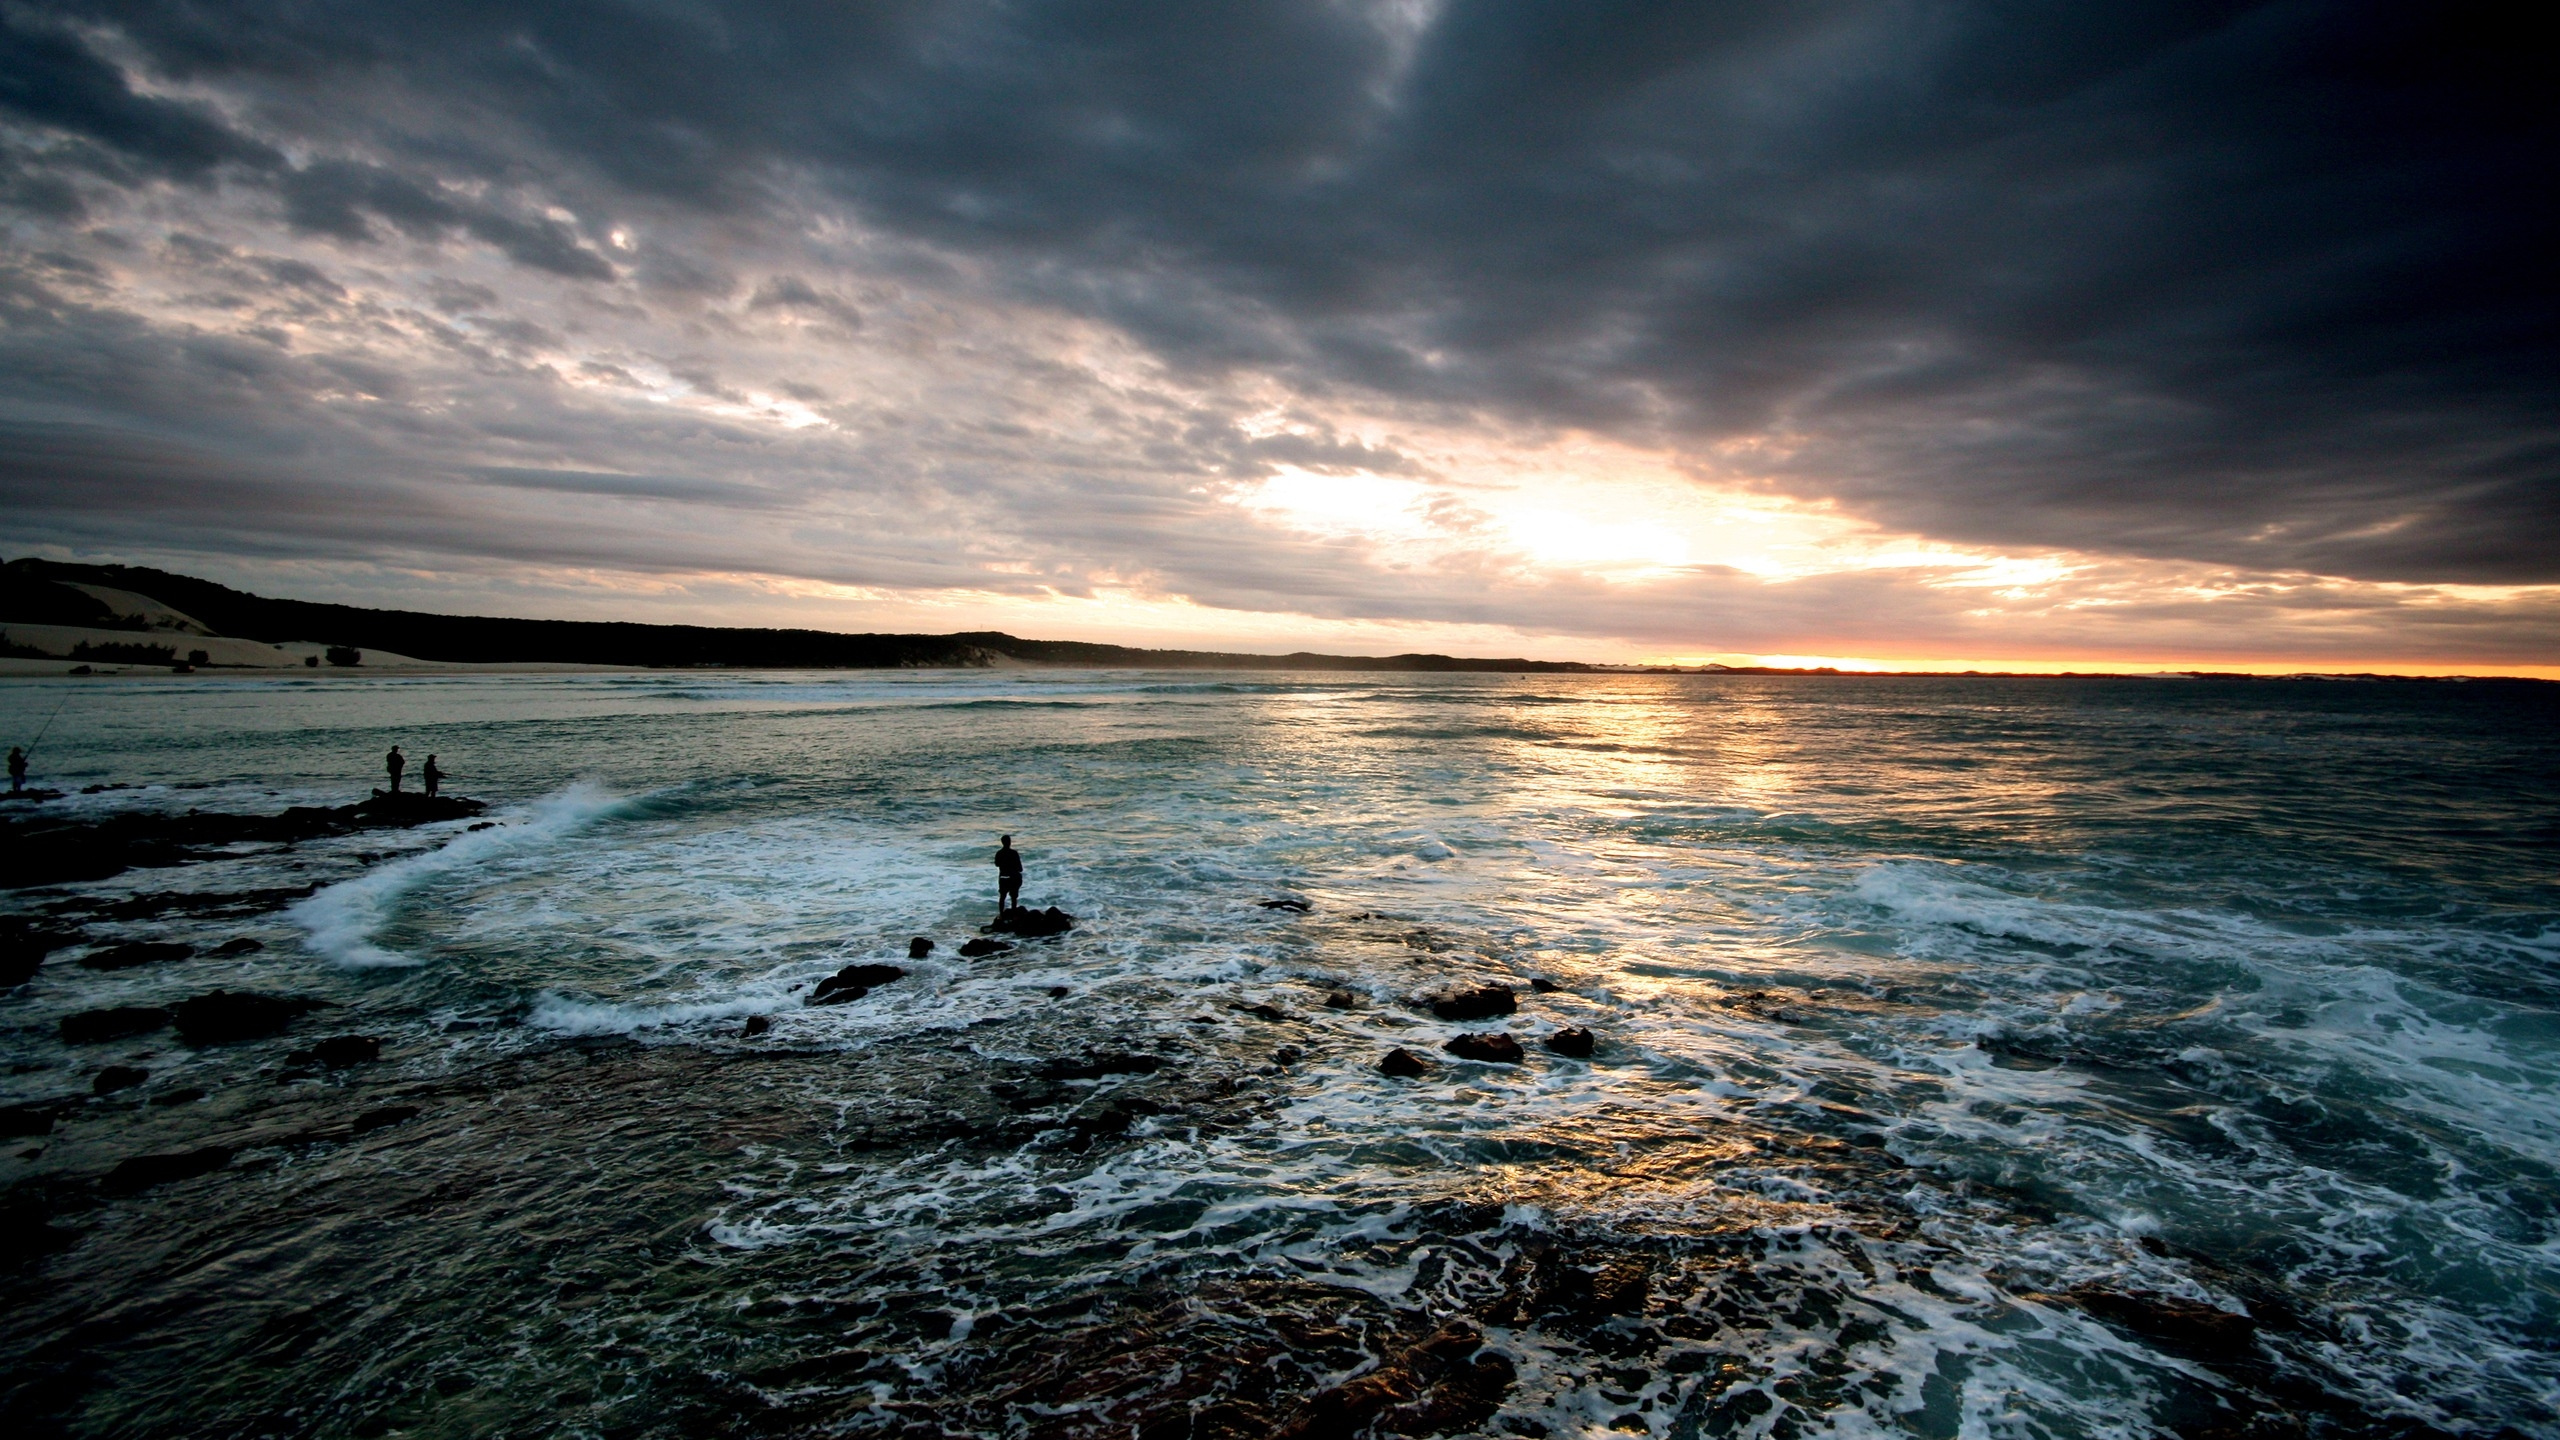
[19, 687, 72, 762]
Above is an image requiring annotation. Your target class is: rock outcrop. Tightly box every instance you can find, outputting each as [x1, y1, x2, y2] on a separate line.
[1378, 1047, 1432, 1078]
[1426, 984, 1515, 1021]
[985, 906, 1076, 938]
[1543, 1026, 1596, 1058]
[1444, 1032, 1524, 1065]
[810, 963, 906, 1006]
[171, 990, 330, 1044]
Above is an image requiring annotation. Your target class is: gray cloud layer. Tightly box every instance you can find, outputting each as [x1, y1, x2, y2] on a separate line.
[0, 1, 2554, 656]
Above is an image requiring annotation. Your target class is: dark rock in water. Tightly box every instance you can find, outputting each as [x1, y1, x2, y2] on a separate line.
[741, 1015, 771, 1038]
[1529, 977, 1562, 994]
[1323, 990, 1361, 1009]
[986, 905, 1075, 938]
[1445, 1032, 1525, 1065]
[0, 1100, 70, 1136]
[1047, 985, 1070, 997]
[61, 1006, 172, 1043]
[467, 821, 496, 832]
[172, 990, 329, 1044]
[150, 1086, 206, 1107]
[288, 1035, 381, 1068]
[0, 918, 75, 984]
[210, 937, 264, 957]
[1427, 983, 1516, 1021]
[1273, 1321, 1514, 1440]
[352, 1105, 421, 1134]
[1543, 1026, 1596, 1058]
[0, 791, 488, 890]
[2060, 1285, 2258, 1361]
[92, 1065, 148, 1095]
[1258, 897, 1312, 912]
[908, 936, 935, 959]
[958, 937, 1013, 958]
[103, 1145, 234, 1194]
[1235, 1002, 1291, 1023]
[356, 791, 488, 824]
[1378, 1047, 1432, 1078]
[79, 940, 194, 971]
[810, 962, 906, 1006]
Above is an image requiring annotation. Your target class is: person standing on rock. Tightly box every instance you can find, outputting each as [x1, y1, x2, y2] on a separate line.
[422, 754, 443, 799]
[6, 746, 23, 794]
[995, 834, 1023, 914]
[385, 744, 405, 794]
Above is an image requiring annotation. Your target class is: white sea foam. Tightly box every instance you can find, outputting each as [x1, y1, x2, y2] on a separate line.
[291, 782, 641, 967]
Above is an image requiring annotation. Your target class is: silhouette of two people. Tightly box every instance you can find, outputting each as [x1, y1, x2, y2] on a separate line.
[384, 746, 443, 798]
[995, 834, 1023, 913]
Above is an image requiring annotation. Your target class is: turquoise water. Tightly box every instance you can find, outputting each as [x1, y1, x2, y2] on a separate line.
[3, 670, 2556, 1437]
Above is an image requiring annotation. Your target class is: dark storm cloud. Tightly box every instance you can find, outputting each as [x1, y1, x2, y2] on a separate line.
[0, 0, 2554, 618]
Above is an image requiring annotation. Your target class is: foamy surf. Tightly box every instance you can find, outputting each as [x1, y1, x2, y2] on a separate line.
[290, 781, 644, 967]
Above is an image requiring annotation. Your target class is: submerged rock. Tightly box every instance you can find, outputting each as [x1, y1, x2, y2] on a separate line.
[1529, 977, 1562, 994]
[1444, 1032, 1525, 1065]
[1273, 1321, 1514, 1440]
[1378, 1047, 1432, 1078]
[60, 1005, 173, 1043]
[2059, 1286, 2259, 1361]
[0, 919, 75, 984]
[210, 937, 264, 957]
[908, 936, 935, 959]
[985, 905, 1076, 938]
[810, 963, 906, 1006]
[1323, 990, 1361, 1010]
[741, 1015, 771, 1038]
[1258, 897, 1312, 913]
[352, 1105, 421, 1134]
[172, 990, 330, 1044]
[1039, 1053, 1166, 1081]
[958, 937, 1012, 958]
[1426, 984, 1516, 1021]
[1235, 1002, 1291, 1023]
[0, 1099, 70, 1136]
[78, 940, 194, 971]
[288, 1035, 382, 1068]
[102, 1145, 235, 1194]
[1543, 1026, 1596, 1058]
[91, 1065, 148, 1095]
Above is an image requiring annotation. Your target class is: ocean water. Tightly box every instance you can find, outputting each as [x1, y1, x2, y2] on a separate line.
[2, 670, 2556, 1439]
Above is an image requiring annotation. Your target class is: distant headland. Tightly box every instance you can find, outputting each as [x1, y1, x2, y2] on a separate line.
[2, 558, 2546, 682]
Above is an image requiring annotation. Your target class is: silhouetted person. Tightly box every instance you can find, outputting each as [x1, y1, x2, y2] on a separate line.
[421, 754, 443, 799]
[385, 745, 405, 794]
[995, 834, 1023, 913]
[6, 747, 23, 793]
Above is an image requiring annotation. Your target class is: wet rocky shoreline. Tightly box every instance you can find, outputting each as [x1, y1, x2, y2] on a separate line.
[0, 796, 2506, 1439]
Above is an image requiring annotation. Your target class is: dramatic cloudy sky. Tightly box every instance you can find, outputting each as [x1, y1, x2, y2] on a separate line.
[1, 1, 2553, 668]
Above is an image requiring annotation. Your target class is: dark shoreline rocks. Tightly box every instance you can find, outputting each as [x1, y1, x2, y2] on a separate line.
[985, 905, 1075, 938]
[61, 1006, 173, 1044]
[1445, 1032, 1524, 1065]
[0, 792, 489, 890]
[1379, 1047, 1432, 1078]
[78, 940, 194, 971]
[171, 990, 330, 1044]
[810, 963, 906, 1006]
[1543, 1026, 1596, 1058]
[1426, 984, 1516, 1021]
